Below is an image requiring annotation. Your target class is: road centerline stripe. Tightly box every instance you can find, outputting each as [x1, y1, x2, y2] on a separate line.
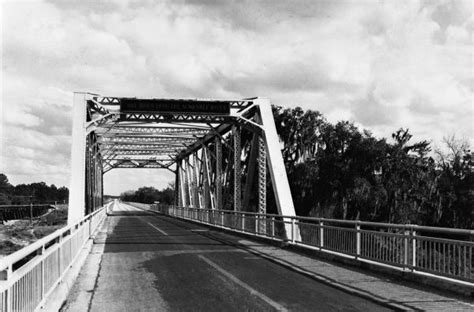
[198, 255, 288, 312]
[147, 222, 168, 235]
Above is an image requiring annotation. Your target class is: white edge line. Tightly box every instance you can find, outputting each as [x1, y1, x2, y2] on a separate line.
[148, 222, 168, 236]
[198, 255, 288, 312]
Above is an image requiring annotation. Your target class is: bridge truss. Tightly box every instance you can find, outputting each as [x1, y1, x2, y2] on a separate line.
[69, 93, 297, 237]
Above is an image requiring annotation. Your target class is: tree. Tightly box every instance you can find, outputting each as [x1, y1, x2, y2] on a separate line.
[0, 174, 13, 204]
[273, 106, 325, 165]
[434, 136, 473, 228]
[120, 184, 175, 205]
[271, 105, 473, 228]
[0, 174, 69, 204]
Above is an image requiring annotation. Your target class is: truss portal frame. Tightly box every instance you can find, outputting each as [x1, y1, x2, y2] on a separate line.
[69, 92, 299, 239]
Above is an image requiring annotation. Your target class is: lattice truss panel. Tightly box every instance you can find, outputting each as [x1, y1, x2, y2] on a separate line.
[69, 93, 297, 238]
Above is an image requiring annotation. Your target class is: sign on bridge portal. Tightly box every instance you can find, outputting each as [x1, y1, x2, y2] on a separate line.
[120, 98, 231, 115]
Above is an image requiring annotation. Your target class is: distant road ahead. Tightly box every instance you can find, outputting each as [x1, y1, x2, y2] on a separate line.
[66, 201, 392, 311]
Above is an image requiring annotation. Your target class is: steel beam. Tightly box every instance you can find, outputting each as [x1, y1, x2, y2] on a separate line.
[258, 135, 266, 215]
[242, 135, 259, 211]
[215, 137, 223, 209]
[256, 98, 299, 240]
[233, 125, 241, 211]
[175, 162, 180, 206]
[202, 147, 212, 209]
[68, 93, 88, 224]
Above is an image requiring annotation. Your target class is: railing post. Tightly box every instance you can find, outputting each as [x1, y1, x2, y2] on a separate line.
[255, 215, 258, 234]
[271, 217, 275, 238]
[411, 227, 417, 271]
[1, 265, 12, 312]
[356, 222, 361, 259]
[241, 213, 245, 232]
[403, 228, 409, 269]
[291, 218, 296, 243]
[38, 245, 45, 300]
[221, 211, 224, 227]
[319, 220, 324, 249]
[58, 235, 62, 276]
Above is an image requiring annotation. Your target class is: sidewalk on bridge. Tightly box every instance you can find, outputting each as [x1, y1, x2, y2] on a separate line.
[210, 231, 474, 311]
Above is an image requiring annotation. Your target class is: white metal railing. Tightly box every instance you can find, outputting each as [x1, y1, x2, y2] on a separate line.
[153, 205, 474, 284]
[0, 204, 108, 312]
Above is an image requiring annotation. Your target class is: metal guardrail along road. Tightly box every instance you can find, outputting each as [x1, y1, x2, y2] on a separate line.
[0, 204, 108, 312]
[154, 205, 474, 284]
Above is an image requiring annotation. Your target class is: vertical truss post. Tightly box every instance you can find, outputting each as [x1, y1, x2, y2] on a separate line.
[243, 135, 259, 211]
[202, 148, 212, 209]
[185, 158, 193, 207]
[97, 153, 103, 207]
[258, 135, 267, 234]
[233, 125, 242, 211]
[98, 150, 104, 207]
[215, 137, 223, 209]
[68, 93, 88, 225]
[85, 135, 92, 214]
[256, 98, 300, 240]
[93, 147, 97, 210]
[91, 136, 102, 212]
[192, 152, 201, 208]
[178, 160, 187, 206]
[175, 162, 180, 206]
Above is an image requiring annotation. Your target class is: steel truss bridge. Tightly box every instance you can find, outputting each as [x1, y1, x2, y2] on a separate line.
[68, 93, 297, 236]
[0, 93, 472, 311]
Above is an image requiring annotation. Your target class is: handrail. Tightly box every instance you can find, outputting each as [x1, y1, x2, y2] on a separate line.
[0, 203, 109, 312]
[155, 205, 474, 284]
[0, 204, 55, 208]
[161, 206, 474, 236]
[0, 207, 104, 270]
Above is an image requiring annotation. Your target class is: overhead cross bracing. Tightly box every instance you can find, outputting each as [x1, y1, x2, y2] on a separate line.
[69, 93, 299, 239]
[88, 97, 255, 174]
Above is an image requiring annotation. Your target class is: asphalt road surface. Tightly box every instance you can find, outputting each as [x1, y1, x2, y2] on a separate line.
[68, 201, 393, 311]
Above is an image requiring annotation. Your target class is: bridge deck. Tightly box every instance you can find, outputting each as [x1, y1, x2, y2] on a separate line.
[62, 202, 473, 311]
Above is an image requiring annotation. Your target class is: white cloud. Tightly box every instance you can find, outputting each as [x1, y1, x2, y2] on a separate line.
[1, 0, 472, 194]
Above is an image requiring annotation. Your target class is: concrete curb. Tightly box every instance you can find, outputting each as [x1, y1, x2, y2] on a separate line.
[237, 243, 413, 311]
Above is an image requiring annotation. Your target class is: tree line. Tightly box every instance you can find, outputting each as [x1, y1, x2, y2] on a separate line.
[272, 106, 473, 229]
[0, 174, 69, 205]
[120, 185, 174, 205]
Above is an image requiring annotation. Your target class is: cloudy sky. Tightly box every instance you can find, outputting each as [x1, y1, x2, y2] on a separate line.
[1, 0, 472, 195]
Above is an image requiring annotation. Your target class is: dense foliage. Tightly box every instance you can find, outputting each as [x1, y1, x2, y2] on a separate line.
[0, 174, 68, 205]
[120, 185, 174, 205]
[273, 106, 473, 229]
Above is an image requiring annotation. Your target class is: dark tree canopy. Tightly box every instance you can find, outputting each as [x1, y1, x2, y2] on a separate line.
[273, 105, 473, 229]
[120, 184, 174, 205]
[0, 174, 69, 205]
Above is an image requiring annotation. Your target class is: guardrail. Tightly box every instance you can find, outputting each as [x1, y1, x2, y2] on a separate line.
[153, 205, 474, 284]
[0, 204, 108, 312]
